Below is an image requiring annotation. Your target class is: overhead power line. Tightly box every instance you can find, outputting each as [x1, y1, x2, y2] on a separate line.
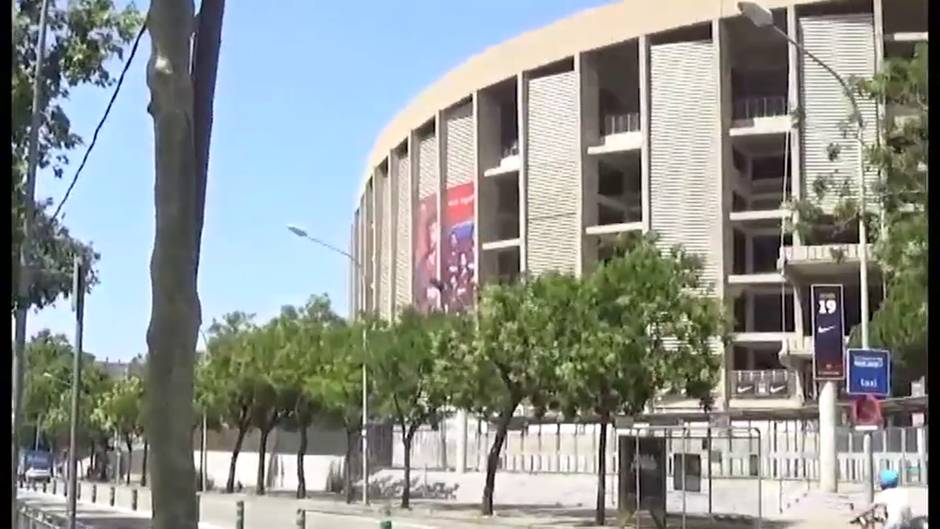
[51, 22, 147, 221]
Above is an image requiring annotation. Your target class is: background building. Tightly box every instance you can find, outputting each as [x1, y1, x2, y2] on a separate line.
[349, 0, 927, 415]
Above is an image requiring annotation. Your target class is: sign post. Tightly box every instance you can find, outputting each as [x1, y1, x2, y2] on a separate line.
[846, 348, 890, 505]
[811, 284, 845, 493]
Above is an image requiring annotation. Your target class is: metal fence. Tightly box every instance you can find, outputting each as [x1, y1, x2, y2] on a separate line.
[395, 420, 928, 486]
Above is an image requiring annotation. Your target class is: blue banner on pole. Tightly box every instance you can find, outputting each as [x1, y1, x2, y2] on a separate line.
[812, 284, 846, 380]
[847, 348, 891, 397]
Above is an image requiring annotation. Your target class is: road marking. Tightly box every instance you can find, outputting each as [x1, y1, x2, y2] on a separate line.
[305, 511, 437, 529]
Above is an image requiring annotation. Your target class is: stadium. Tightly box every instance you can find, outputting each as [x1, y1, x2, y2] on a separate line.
[348, 0, 926, 416]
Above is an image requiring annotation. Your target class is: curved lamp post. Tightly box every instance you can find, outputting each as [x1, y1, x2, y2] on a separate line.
[287, 224, 370, 504]
[737, 1, 873, 498]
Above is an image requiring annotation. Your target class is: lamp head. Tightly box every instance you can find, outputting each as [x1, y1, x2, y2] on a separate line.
[287, 224, 308, 238]
[737, 1, 775, 27]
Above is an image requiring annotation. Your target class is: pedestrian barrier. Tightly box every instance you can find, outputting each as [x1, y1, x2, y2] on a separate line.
[236, 500, 245, 529]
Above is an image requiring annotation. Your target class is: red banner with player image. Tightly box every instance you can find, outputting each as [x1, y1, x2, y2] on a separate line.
[441, 182, 475, 313]
[413, 194, 439, 312]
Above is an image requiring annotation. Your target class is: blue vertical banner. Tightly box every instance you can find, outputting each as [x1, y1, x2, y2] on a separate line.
[812, 284, 846, 380]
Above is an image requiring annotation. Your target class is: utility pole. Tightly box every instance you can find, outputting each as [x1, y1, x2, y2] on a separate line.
[12, 2, 51, 527]
[68, 256, 86, 529]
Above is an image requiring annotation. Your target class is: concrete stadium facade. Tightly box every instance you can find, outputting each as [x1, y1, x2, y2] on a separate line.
[348, 0, 927, 415]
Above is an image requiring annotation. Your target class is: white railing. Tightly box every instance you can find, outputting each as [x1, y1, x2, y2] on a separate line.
[601, 112, 641, 135]
[733, 96, 788, 120]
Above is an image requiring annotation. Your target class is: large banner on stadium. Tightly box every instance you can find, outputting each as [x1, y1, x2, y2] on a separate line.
[442, 182, 475, 312]
[414, 194, 438, 312]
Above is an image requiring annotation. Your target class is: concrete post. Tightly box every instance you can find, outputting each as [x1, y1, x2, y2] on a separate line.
[456, 410, 468, 474]
[917, 427, 927, 485]
[863, 432, 874, 504]
[818, 381, 839, 492]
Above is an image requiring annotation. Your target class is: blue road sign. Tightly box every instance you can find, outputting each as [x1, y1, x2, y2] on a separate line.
[812, 284, 846, 380]
[847, 348, 891, 397]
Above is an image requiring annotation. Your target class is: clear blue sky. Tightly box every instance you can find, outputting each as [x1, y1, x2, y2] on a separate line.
[29, 0, 614, 361]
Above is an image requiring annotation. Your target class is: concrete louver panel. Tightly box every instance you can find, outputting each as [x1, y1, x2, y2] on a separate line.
[445, 104, 475, 188]
[525, 70, 580, 276]
[418, 133, 439, 200]
[799, 14, 879, 214]
[378, 167, 393, 320]
[363, 189, 374, 313]
[371, 171, 387, 317]
[394, 150, 412, 311]
[649, 40, 722, 293]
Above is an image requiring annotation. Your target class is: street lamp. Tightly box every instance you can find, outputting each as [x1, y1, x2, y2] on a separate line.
[286, 224, 370, 504]
[738, 1, 873, 496]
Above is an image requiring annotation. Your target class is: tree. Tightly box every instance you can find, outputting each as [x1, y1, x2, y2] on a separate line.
[440, 277, 566, 516]
[315, 319, 372, 504]
[790, 44, 928, 390]
[202, 312, 256, 494]
[276, 295, 343, 499]
[558, 234, 727, 525]
[371, 307, 451, 508]
[245, 315, 295, 495]
[93, 375, 145, 485]
[144, 0, 224, 526]
[22, 331, 74, 450]
[12, 0, 143, 311]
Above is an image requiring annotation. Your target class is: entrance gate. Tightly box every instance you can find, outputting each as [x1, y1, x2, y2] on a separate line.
[618, 425, 764, 529]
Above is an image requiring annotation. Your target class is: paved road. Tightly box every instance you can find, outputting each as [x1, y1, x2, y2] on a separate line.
[27, 477, 928, 529]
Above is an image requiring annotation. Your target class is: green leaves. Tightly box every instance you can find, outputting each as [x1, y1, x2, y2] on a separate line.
[11, 0, 143, 312]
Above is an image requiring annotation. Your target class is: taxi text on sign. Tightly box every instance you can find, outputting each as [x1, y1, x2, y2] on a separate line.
[846, 348, 891, 397]
[811, 284, 846, 380]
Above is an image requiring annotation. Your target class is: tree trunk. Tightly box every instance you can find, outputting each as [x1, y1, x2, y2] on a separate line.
[401, 424, 419, 509]
[141, 438, 149, 487]
[256, 428, 271, 495]
[125, 436, 134, 486]
[595, 413, 610, 526]
[225, 426, 247, 493]
[296, 424, 307, 499]
[145, 0, 223, 527]
[344, 427, 354, 504]
[481, 407, 514, 516]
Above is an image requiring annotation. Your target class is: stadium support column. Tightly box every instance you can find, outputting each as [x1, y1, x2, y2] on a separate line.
[516, 73, 529, 274]
[576, 52, 598, 276]
[713, 18, 734, 411]
[638, 35, 651, 234]
[786, 5, 806, 406]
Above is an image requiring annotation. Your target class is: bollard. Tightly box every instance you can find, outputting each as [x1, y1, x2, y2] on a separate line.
[76, 483, 81, 500]
[380, 521, 392, 529]
[42, 481, 47, 493]
[109, 486, 115, 506]
[296, 508, 305, 529]
[92, 484, 97, 503]
[236, 500, 245, 529]
[131, 489, 139, 511]
[52, 479, 57, 495]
